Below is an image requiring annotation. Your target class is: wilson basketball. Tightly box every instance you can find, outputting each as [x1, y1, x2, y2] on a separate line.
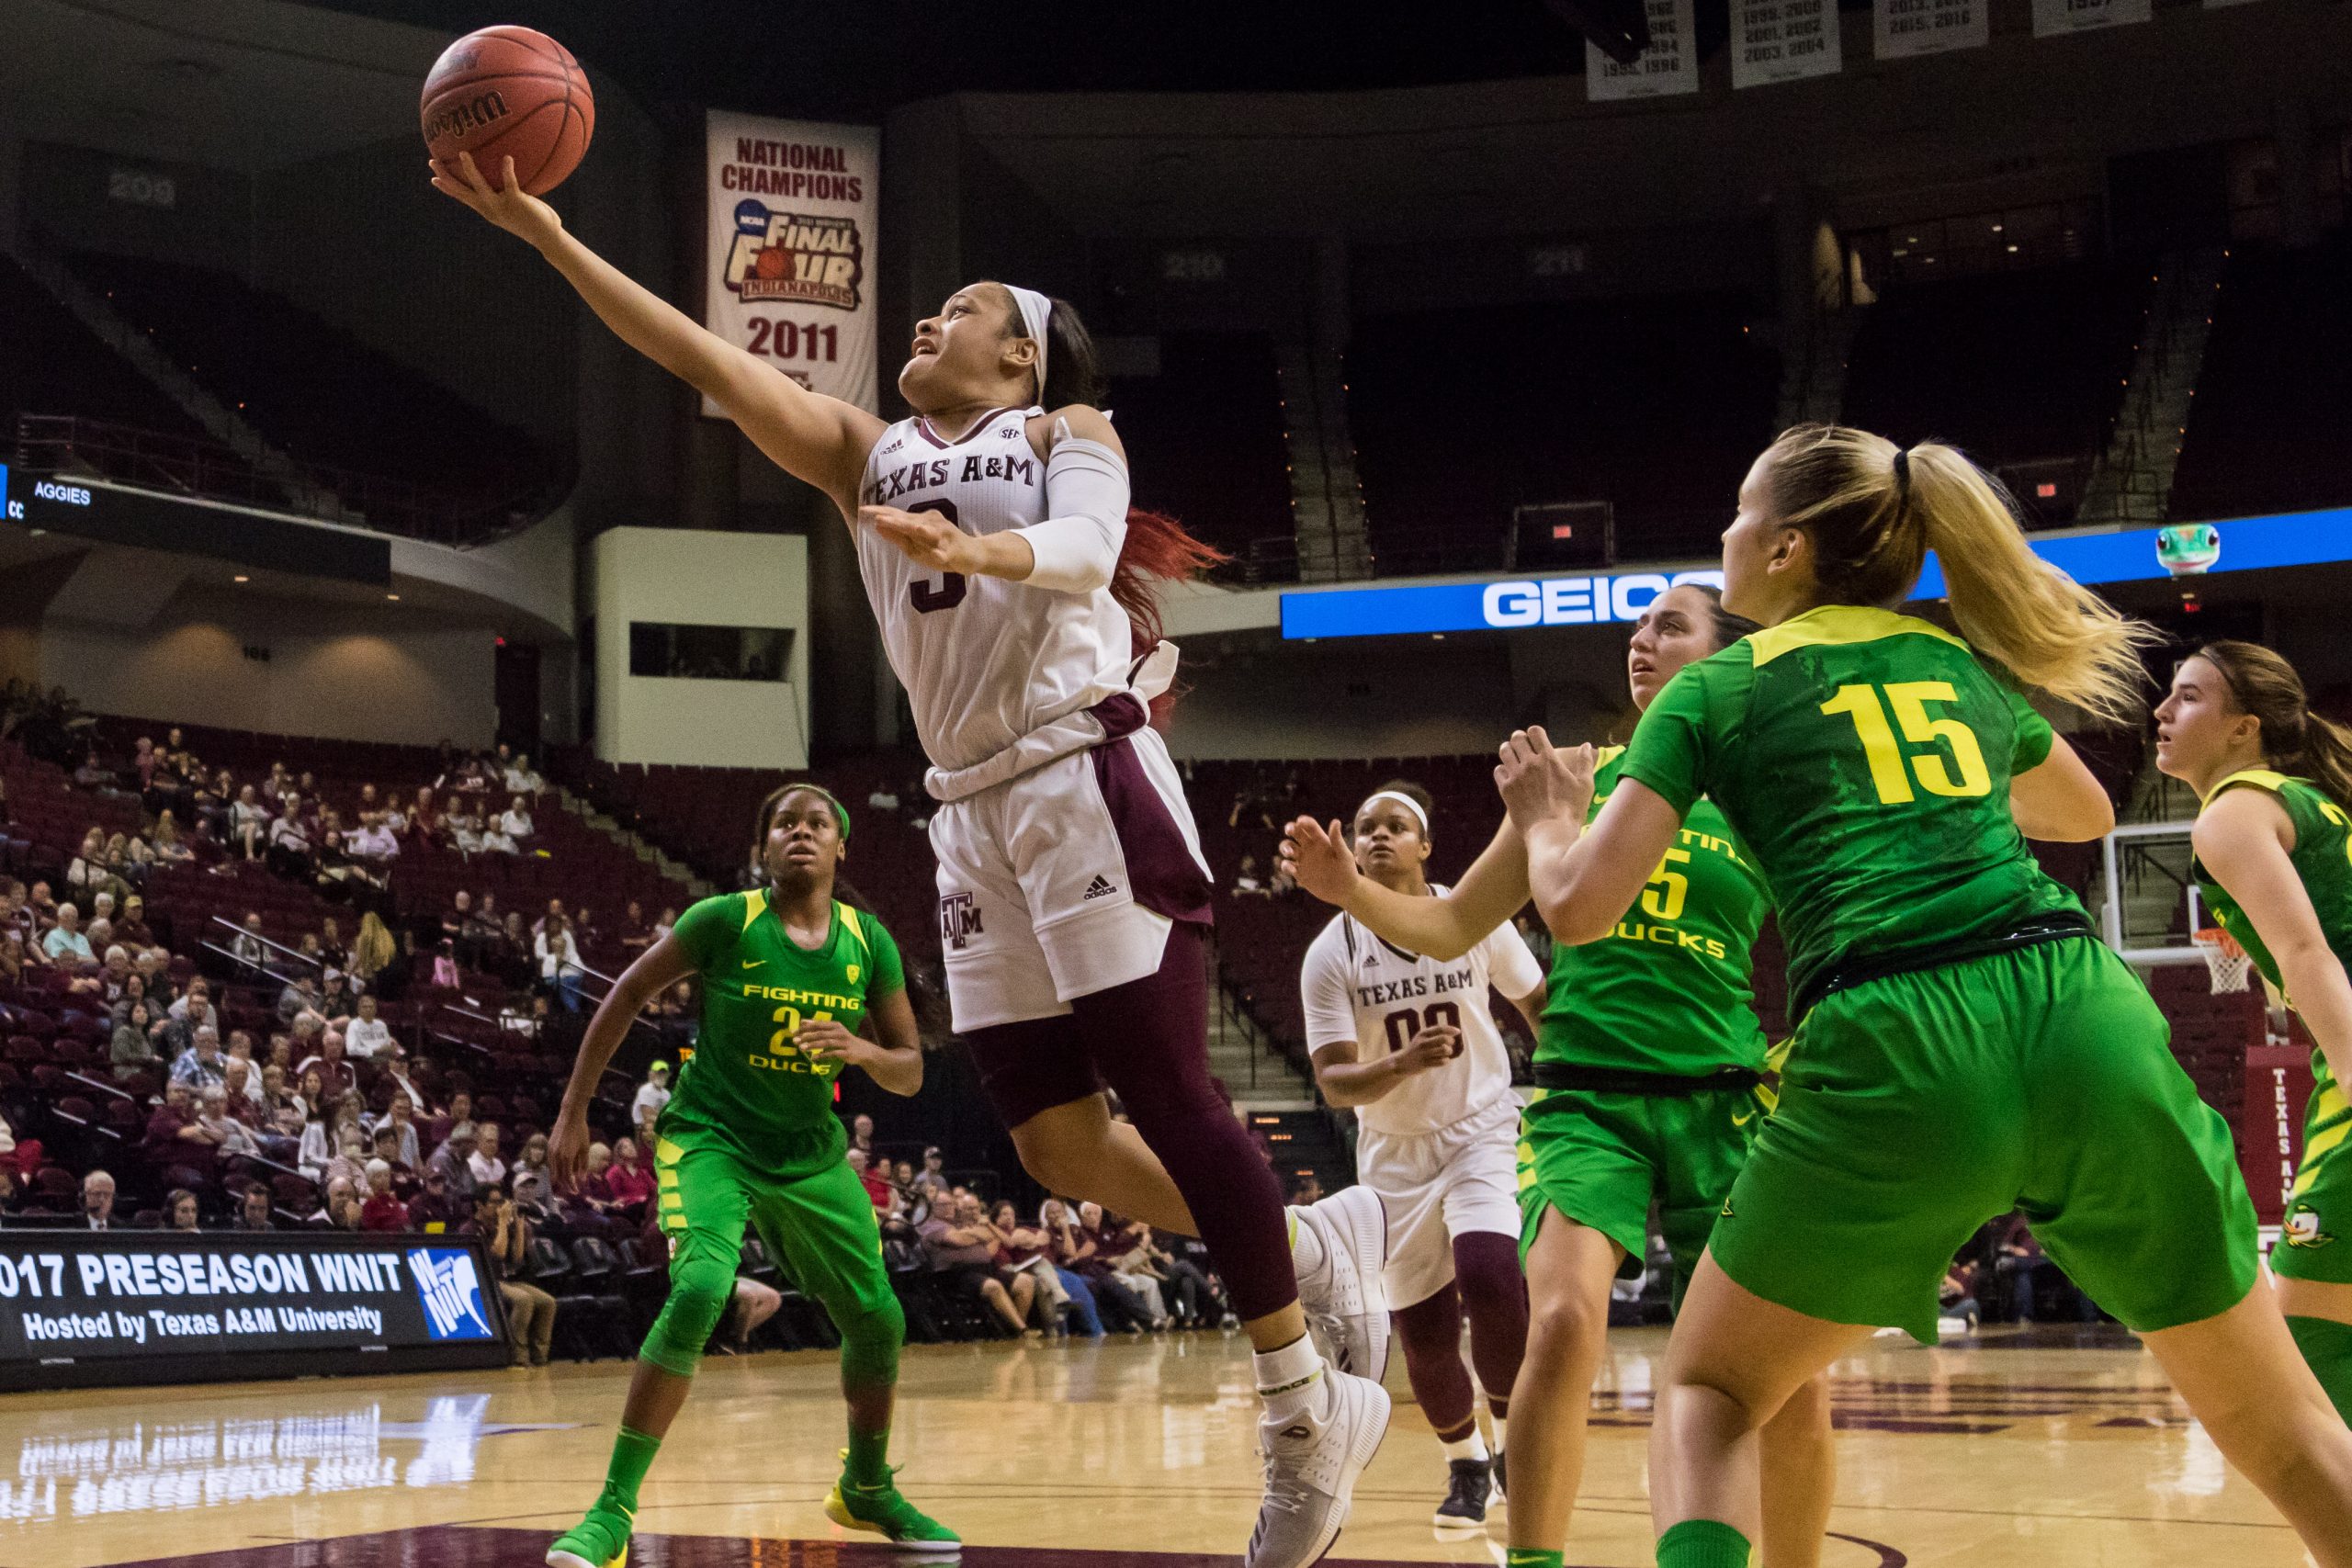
[420, 25, 594, 197]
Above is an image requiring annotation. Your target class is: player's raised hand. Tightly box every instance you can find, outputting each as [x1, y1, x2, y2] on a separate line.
[1495, 728, 1597, 832]
[430, 152, 564, 250]
[1281, 816, 1357, 907]
[865, 505, 985, 574]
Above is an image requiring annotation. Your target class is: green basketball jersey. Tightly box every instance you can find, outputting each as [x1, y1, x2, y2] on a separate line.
[1535, 746, 1772, 1075]
[1620, 604, 2076, 1014]
[663, 888, 906, 1168]
[2195, 769, 2352, 1111]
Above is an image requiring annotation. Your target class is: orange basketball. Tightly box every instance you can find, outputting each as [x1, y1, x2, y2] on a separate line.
[421, 25, 594, 197]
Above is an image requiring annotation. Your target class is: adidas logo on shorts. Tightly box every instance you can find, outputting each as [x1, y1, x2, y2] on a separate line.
[1082, 875, 1117, 901]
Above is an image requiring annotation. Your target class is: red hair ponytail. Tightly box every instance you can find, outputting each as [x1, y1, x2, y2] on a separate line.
[1112, 508, 1227, 724]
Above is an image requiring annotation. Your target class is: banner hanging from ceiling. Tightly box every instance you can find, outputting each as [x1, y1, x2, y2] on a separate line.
[1733, 0, 1843, 86]
[1586, 0, 1700, 100]
[1874, 0, 1989, 57]
[704, 112, 879, 416]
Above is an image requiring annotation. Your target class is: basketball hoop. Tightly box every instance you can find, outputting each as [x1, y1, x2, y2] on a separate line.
[2194, 927, 2252, 994]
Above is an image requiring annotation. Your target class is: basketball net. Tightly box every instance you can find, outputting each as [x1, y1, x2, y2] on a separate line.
[2194, 927, 2252, 994]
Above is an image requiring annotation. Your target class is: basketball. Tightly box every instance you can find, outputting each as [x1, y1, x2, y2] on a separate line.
[420, 25, 594, 196]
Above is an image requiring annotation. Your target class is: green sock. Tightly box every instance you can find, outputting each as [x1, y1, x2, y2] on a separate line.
[1505, 1551, 1566, 1568]
[1656, 1518, 1751, 1568]
[600, 1424, 662, 1513]
[2288, 1315, 2352, 1426]
[845, 1423, 891, 1488]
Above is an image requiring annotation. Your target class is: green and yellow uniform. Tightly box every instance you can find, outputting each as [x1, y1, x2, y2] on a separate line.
[1621, 605, 2256, 1341]
[643, 886, 906, 1377]
[1516, 746, 1776, 1303]
[2195, 769, 2352, 1284]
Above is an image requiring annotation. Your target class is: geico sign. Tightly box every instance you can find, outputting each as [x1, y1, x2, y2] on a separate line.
[1481, 570, 1724, 628]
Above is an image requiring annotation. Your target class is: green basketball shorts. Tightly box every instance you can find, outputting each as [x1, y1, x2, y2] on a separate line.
[1710, 937, 2257, 1343]
[2274, 1073, 2352, 1284]
[1516, 1082, 1762, 1308]
[654, 1134, 896, 1327]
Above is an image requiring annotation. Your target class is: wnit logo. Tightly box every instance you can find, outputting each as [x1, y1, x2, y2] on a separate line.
[939, 893, 983, 953]
[408, 1247, 495, 1340]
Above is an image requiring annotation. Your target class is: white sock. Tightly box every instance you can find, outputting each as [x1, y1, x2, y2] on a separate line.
[1287, 1207, 1328, 1287]
[1489, 1415, 1507, 1455]
[1441, 1429, 1490, 1463]
[1255, 1333, 1326, 1424]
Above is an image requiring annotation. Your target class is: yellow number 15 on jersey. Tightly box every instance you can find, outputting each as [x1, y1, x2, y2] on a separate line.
[1820, 682, 1992, 804]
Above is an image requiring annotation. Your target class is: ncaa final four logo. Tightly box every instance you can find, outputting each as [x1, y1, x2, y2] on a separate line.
[724, 199, 863, 309]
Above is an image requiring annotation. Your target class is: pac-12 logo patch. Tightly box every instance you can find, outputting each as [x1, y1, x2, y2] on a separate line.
[2285, 1203, 2336, 1250]
[725, 201, 863, 309]
[939, 893, 983, 953]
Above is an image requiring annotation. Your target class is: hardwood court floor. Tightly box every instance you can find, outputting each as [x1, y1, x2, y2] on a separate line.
[0, 1325, 2318, 1567]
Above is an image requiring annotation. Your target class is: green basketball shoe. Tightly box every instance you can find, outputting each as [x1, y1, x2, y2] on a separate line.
[822, 1458, 960, 1551]
[546, 1498, 632, 1568]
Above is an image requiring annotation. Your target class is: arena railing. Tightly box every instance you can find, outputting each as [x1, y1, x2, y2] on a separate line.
[15, 413, 570, 548]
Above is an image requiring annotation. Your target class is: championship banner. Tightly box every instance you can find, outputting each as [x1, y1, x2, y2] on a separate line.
[0, 1231, 509, 1390]
[1875, 0, 1988, 58]
[2031, 0, 2151, 36]
[1733, 0, 1842, 88]
[1586, 0, 1699, 101]
[704, 112, 879, 416]
[2242, 1045, 2315, 1229]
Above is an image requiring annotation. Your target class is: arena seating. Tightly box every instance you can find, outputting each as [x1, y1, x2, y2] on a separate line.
[1839, 264, 2146, 520]
[1346, 291, 1781, 572]
[0, 254, 226, 445]
[2169, 234, 2352, 522]
[64, 250, 562, 517]
[1109, 332, 1295, 572]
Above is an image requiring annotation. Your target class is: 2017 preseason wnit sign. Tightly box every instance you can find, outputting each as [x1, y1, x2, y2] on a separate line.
[704, 111, 880, 415]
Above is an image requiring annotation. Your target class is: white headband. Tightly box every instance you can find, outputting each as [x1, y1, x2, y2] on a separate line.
[1358, 790, 1429, 835]
[1004, 284, 1051, 404]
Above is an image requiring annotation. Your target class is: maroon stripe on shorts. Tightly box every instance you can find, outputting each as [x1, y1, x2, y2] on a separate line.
[1090, 735, 1215, 928]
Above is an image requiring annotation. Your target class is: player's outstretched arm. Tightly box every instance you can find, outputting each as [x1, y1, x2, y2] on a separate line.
[548, 932, 696, 1190]
[1280, 816, 1532, 961]
[1498, 729, 1679, 945]
[2009, 734, 2116, 842]
[2195, 790, 2352, 1090]
[430, 152, 884, 514]
[798, 987, 924, 1096]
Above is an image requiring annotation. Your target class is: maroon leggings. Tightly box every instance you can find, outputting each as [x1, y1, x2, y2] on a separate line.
[965, 923, 1299, 1322]
[1392, 1232, 1528, 1439]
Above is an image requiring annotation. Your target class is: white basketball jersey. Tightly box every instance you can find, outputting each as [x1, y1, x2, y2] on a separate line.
[856, 407, 1134, 774]
[1300, 890, 1545, 1138]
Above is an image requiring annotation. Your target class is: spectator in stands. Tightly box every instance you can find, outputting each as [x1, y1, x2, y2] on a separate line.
[500, 912, 532, 986]
[297, 1029, 355, 1101]
[277, 970, 321, 1027]
[0, 932, 28, 990]
[406, 786, 438, 842]
[112, 1000, 160, 1082]
[603, 1135, 653, 1223]
[468, 1183, 554, 1368]
[427, 1089, 473, 1150]
[378, 1095, 423, 1169]
[1231, 853, 1271, 898]
[478, 798, 520, 856]
[536, 913, 583, 1010]
[920, 1191, 1031, 1336]
[228, 913, 270, 975]
[347, 813, 400, 866]
[349, 912, 395, 990]
[345, 993, 390, 1060]
[24, 879, 56, 929]
[82, 1170, 115, 1231]
[408, 1164, 465, 1233]
[223, 1042, 261, 1104]
[352, 1158, 408, 1232]
[266, 794, 312, 876]
[145, 1080, 223, 1185]
[848, 1147, 891, 1213]
[631, 1061, 672, 1128]
[379, 1048, 424, 1112]
[166, 1189, 200, 1233]
[446, 798, 485, 856]
[165, 979, 219, 1053]
[170, 1026, 226, 1091]
[150, 811, 194, 865]
[850, 1113, 876, 1159]
[431, 1122, 480, 1199]
[230, 786, 271, 861]
[194, 770, 233, 842]
[514, 1131, 550, 1189]
[470, 1122, 509, 1188]
[42, 900, 93, 965]
[325, 1124, 370, 1192]
[504, 754, 544, 795]
[987, 1199, 1062, 1328]
[442, 891, 475, 961]
[618, 901, 653, 955]
[308, 1175, 356, 1229]
[651, 907, 676, 942]
[913, 1146, 950, 1199]
[65, 828, 128, 911]
[113, 894, 153, 951]
[318, 918, 348, 975]
[233, 1183, 274, 1233]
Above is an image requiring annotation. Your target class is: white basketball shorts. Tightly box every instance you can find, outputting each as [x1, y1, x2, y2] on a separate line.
[1356, 1094, 1524, 1310]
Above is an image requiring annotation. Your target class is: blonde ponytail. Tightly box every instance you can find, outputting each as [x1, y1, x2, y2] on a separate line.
[1761, 424, 2157, 725]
